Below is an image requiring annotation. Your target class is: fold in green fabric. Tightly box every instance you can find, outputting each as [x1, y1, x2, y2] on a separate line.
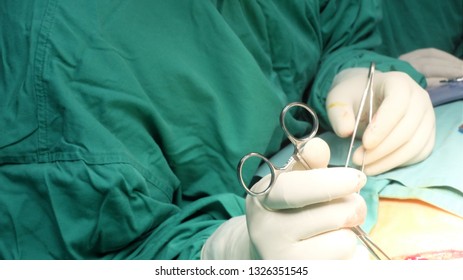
[0, 0, 423, 259]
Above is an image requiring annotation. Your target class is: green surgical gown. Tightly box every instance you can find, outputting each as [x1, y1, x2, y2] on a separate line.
[376, 0, 463, 58]
[0, 0, 423, 259]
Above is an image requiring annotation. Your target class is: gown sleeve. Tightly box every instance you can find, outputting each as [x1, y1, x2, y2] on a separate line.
[0, 0, 248, 260]
[0, 0, 428, 260]
[308, 0, 427, 129]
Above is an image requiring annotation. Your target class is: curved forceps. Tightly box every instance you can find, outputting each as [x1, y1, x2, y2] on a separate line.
[237, 102, 319, 197]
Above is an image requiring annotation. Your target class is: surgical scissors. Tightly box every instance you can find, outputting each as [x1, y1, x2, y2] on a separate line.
[237, 62, 390, 260]
[237, 102, 319, 197]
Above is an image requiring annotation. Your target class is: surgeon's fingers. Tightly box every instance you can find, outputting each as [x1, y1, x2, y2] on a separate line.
[362, 72, 415, 150]
[426, 78, 446, 88]
[247, 193, 366, 258]
[253, 167, 366, 209]
[359, 107, 435, 175]
[284, 193, 366, 241]
[263, 229, 359, 260]
[326, 102, 357, 138]
[403, 114, 435, 166]
[411, 57, 463, 78]
[399, 48, 463, 65]
[294, 137, 331, 170]
[353, 89, 428, 165]
[326, 84, 358, 138]
[399, 48, 463, 83]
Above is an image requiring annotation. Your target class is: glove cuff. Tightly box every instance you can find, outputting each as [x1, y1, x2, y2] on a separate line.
[201, 215, 256, 260]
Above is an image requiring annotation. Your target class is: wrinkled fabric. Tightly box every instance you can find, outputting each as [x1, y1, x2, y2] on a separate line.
[0, 0, 423, 259]
[374, 101, 463, 217]
[376, 0, 463, 58]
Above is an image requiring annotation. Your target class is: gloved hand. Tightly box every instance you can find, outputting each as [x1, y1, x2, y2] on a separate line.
[201, 137, 369, 259]
[326, 68, 436, 176]
[399, 48, 463, 88]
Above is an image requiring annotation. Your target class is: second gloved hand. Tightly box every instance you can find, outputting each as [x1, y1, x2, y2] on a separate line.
[326, 68, 436, 175]
[399, 48, 463, 88]
[201, 137, 368, 259]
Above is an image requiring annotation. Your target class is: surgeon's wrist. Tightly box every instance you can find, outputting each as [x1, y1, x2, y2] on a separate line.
[201, 215, 256, 260]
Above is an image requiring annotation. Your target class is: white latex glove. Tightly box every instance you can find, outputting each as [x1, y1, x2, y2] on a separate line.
[201, 137, 368, 260]
[326, 68, 436, 175]
[399, 48, 463, 88]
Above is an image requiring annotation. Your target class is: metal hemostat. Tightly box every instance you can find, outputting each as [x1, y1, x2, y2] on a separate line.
[345, 62, 391, 260]
[238, 62, 390, 260]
